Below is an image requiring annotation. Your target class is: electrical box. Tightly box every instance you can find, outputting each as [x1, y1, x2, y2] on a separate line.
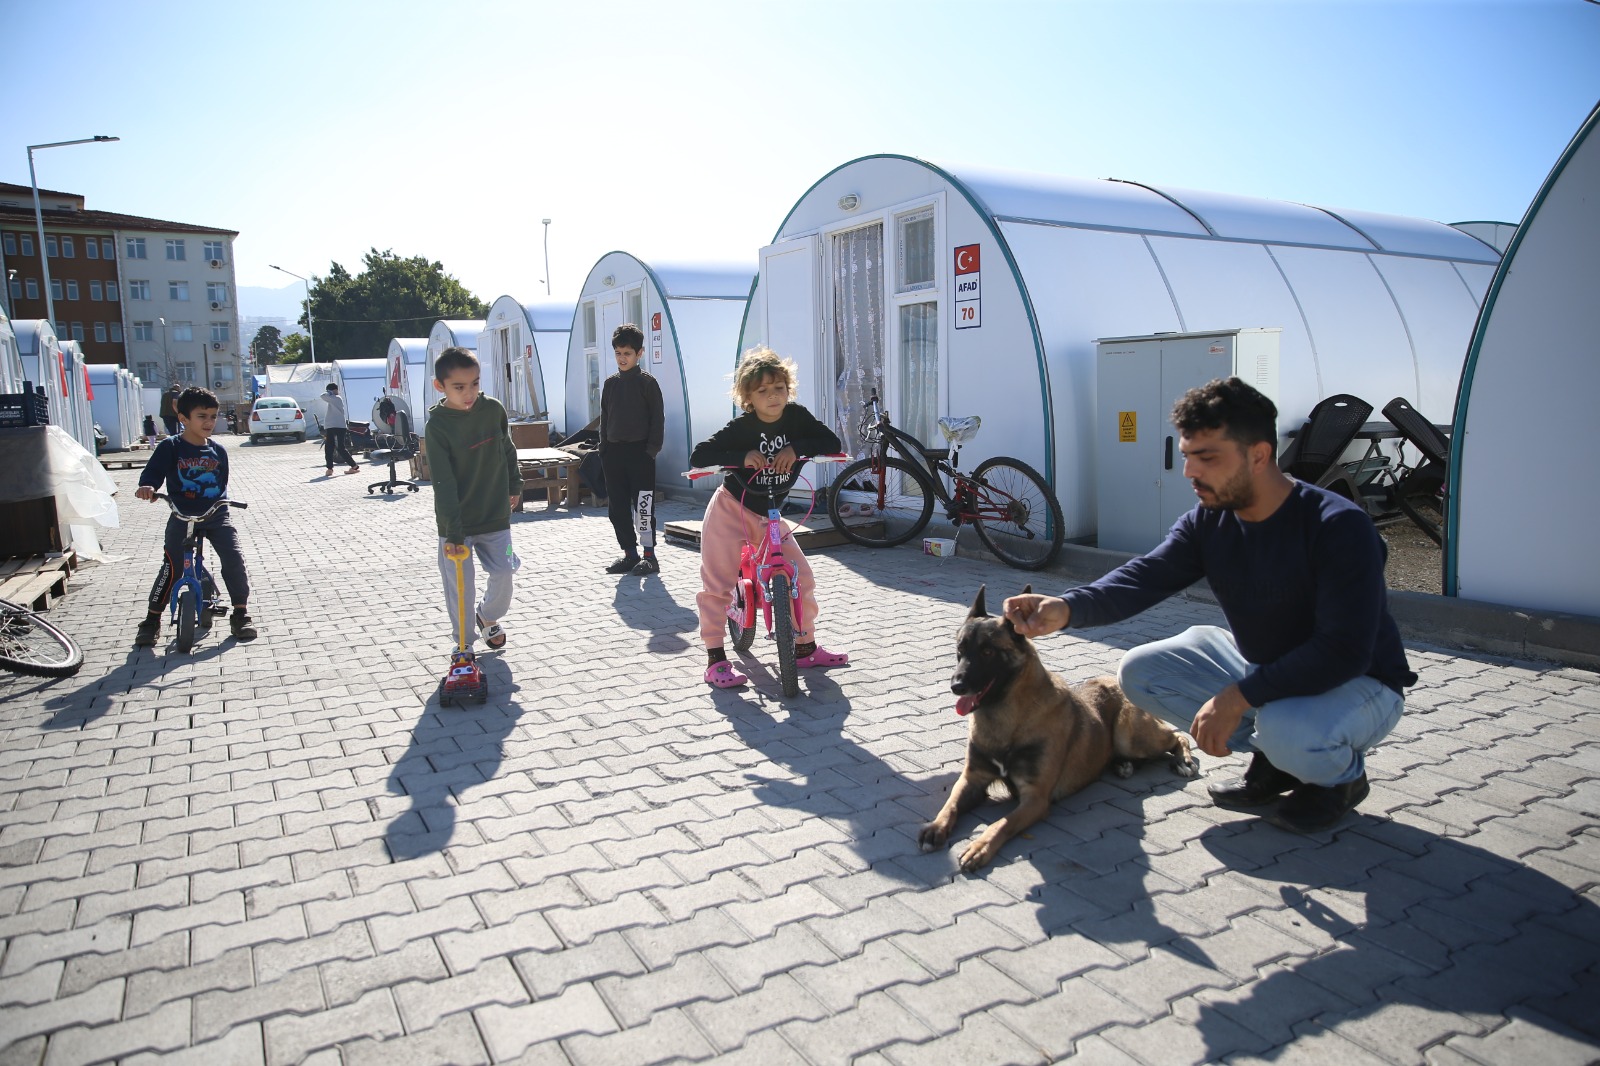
[1095, 328, 1280, 554]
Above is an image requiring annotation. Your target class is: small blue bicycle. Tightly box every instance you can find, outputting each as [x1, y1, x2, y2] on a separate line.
[155, 493, 248, 653]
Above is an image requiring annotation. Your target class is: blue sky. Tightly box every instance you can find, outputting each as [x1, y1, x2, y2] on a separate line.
[4, 0, 1597, 311]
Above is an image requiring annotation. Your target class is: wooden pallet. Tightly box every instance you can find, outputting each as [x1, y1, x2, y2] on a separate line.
[663, 515, 881, 552]
[99, 443, 155, 470]
[0, 551, 77, 611]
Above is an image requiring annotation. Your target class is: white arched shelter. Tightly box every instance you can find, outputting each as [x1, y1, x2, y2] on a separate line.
[483, 296, 574, 425]
[740, 155, 1501, 541]
[426, 320, 490, 406]
[565, 253, 754, 490]
[384, 338, 431, 429]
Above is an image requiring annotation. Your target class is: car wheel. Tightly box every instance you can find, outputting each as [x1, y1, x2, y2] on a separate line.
[295, 433, 306, 443]
[250, 435, 261, 444]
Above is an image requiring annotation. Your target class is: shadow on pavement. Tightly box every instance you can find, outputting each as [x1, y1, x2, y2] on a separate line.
[1184, 819, 1600, 1059]
[611, 582, 697, 654]
[40, 640, 235, 730]
[383, 656, 523, 861]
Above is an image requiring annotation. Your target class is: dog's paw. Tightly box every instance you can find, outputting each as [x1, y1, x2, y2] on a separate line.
[958, 838, 998, 873]
[917, 822, 950, 852]
[1170, 754, 1199, 778]
[1111, 758, 1135, 779]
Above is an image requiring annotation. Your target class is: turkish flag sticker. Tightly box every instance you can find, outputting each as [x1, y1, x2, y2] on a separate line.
[954, 244, 980, 275]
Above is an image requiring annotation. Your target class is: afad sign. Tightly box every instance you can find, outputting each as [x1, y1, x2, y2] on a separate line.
[954, 245, 981, 330]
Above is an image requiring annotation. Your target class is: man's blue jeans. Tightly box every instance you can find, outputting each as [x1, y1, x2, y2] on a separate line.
[1117, 625, 1404, 786]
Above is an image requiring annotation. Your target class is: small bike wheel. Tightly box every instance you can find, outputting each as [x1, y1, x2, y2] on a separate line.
[827, 456, 935, 549]
[770, 572, 798, 697]
[175, 586, 198, 653]
[727, 579, 756, 653]
[969, 456, 1066, 570]
[0, 598, 84, 678]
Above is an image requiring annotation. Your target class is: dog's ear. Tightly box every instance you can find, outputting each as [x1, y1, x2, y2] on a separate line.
[967, 585, 988, 620]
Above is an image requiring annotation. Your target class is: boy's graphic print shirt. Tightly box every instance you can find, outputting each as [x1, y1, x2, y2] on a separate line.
[138, 436, 231, 515]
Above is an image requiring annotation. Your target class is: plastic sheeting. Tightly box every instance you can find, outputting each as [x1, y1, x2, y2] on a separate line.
[0, 425, 120, 560]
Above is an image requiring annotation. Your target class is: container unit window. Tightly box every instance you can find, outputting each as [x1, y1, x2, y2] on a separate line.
[626, 290, 643, 330]
[896, 207, 936, 293]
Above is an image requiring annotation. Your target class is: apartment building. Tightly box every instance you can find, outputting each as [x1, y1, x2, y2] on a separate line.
[0, 182, 246, 402]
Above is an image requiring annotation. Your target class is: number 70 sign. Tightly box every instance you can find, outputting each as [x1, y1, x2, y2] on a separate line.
[954, 244, 981, 330]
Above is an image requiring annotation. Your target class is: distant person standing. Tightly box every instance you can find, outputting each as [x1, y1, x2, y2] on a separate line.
[321, 383, 360, 477]
[598, 323, 664, 576]
[159, 383, 182, 436]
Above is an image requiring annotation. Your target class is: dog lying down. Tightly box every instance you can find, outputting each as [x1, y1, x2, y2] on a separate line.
[918, 585, 1197, 872]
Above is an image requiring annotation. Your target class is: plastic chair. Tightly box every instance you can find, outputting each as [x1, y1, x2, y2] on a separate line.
[1381, 397, 1450, 544]
[368, 411, 420, 495]
[1280, 393, 1373, 500]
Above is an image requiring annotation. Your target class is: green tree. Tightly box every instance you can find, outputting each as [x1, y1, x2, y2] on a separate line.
[250, 324, 283, 369]
[280, 332, 311, 364]
[298, 249, 487, 360]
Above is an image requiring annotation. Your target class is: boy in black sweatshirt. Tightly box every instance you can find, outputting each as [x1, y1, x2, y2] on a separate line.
[598, 323, 664, 575]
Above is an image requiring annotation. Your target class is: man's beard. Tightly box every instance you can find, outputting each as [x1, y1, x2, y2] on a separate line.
[1194, 466, 1254, 511]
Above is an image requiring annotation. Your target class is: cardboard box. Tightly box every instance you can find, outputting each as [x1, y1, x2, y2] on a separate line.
[922, 537, 957, 557]
[509, 421, 550, 449]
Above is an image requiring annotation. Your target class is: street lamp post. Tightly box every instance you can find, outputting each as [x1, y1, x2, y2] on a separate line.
[541, 219, 552, 296]
[268, 264, 317, 365]
[27, 135, 119, 332]
[159, 316, 171, 383]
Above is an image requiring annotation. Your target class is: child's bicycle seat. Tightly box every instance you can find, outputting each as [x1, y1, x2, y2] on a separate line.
[937, 416, 982, 446]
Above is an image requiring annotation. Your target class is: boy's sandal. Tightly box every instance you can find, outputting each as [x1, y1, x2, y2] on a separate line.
[705, 661, 748, 688]
[797, 646, 849, 668]
[477, 612, 507, 650]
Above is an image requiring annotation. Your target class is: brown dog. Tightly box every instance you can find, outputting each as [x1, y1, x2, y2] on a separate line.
[918, 585, 1197, 871]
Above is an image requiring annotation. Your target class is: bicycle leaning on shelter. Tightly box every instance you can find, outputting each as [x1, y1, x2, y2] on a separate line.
[684, 455, 844, 697]
[826, 388, 1065, 571]
[153, 493, 248, 653]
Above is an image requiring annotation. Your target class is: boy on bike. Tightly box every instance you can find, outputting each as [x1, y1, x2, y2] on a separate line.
[134, 386, 258, 646]
[427, 346, 522, 659]
[689, 347, 847, 688]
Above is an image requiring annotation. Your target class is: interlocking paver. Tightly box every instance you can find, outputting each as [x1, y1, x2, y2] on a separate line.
[2, 440, 1597, 1065]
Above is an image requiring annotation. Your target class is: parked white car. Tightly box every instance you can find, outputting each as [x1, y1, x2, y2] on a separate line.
[249, 397, 307, 443]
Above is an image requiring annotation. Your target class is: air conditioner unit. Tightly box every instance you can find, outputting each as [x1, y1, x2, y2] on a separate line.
[210, 301, 223, 310]
[212, 342, 224, 351]
[209, 260, 223, 268]
[214, 381, 224, 390]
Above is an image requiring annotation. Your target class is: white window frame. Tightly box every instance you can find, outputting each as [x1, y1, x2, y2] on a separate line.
[107, 281, 119, 302]
[70, 322, 85, 341]
[25, 278, 39, 300]
[65, 280, 79, 300]
[2, 232, 15, 256]
[175, 361, 197, 383]
[129, 280, 150, 300]
[51, 279, 63, 301]
[101, 238, 114, 259]
[126, 237, 146, 259]
[169, 281, 190, 302]
[61, 236, 75, 259]
[172, 322, 194, 343]
[165, 238, 186, 261]
[94, 322, 108, 343]
[20, 234, 34, 256]
[90, 280, 103, 300]
[210, 322, 230, 343]
[45, 235, 58, 258]
[206, 283, 227, 304]
[133, 321, 154, 342]
[110, 322, 123, 343]
[137, 361, 159, 381]
[203, 240, 225, 262]
[85, 237, 99, 260]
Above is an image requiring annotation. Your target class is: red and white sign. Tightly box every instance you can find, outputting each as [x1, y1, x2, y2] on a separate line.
[954, 244, 981, 330]
[650, 312, 663, 365]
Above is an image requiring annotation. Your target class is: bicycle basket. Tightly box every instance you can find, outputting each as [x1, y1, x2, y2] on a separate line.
[937, 416, 981, 445]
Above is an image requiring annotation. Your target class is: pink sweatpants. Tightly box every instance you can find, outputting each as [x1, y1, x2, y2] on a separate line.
[697, 487, 819, 648]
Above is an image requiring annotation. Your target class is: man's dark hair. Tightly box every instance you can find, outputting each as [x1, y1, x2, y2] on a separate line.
[433, 346, 478, 383]
[177, 386, 219, 416]
[612, 323, 645, 351]
[1171, 377, 1278, 452]
[326, 383, 339, 393]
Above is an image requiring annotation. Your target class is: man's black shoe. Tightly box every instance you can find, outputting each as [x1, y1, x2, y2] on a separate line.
[1207, 751, 1301, 809]
[1268, 774, 1370, 833]
[605, 555, 641, 574]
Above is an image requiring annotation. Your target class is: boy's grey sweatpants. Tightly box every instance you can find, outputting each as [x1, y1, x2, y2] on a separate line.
[438, 529, 520, 650]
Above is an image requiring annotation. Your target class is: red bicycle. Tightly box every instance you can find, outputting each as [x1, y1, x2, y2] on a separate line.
[685, 455, 845, 697]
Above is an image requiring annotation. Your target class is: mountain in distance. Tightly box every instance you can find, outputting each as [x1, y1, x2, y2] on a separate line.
[237, 283, 308, 321]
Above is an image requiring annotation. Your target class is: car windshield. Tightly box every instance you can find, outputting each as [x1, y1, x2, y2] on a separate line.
[256, 399, 296, 409]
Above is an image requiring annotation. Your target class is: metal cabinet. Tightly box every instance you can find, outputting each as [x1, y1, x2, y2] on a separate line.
[1095, 328, 1280, 553]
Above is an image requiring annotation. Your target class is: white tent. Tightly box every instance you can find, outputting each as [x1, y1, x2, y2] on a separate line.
[739, 154, 1502, 542]
[383, 338, 431, 432]
[0, 310, 23, 394]
[263, 362, 332, 434]
[426, 320, 489, 408]
[565, 253, 755, 489]
[1448, 102, 1600, 617]
[1450, 221, 1518, 254]
[14, 320, 85, 451]
[88, 365, 143, 451]
[319, 358, 388, 434]
[483, 296, 574, 426]
[58, 341, 96, 453]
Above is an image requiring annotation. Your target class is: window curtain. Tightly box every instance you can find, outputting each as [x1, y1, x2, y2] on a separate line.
[899, 303, 938, 447]
[831, 223, 884, 458]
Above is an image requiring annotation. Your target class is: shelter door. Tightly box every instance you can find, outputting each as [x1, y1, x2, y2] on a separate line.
[829, 223, 886, 459]
[759, 236, 821, 414]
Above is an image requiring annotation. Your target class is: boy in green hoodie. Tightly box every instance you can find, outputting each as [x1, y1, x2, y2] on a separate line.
[427, 347, 523, 659]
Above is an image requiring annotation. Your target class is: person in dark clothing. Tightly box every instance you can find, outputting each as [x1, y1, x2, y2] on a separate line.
[1004, 377, 1413, 833]
[598, 323, 665, 576]
[134, 387, 258, 646]
[159, 383, 182, 435]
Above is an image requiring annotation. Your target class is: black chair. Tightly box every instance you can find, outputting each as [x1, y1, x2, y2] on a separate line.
[1382, 397, 1451, 544]
[368, 411, 420, 495]
[1280, 393, 1373, 501]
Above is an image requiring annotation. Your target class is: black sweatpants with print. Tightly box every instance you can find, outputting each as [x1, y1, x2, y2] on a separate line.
[600, 441, 656, 555]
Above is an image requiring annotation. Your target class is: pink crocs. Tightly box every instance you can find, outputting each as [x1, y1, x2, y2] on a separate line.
[705, 661, 749, 688]
[796, 646, 849, 669]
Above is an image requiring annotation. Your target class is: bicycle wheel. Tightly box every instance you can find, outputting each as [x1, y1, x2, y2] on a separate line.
[175, 586, 198, 653]
[827, 456, 935, 549]
[727, 578, 756, 653]
[969, 456, 1066, 570]
[771, 572, 798, 697]
[0, 598, 84, 678]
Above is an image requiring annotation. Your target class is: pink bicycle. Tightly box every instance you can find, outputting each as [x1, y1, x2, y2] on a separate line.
[685, 455, 845, 696]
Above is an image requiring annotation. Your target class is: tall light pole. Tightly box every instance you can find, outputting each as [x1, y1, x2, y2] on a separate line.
[541, 219, 552, 296]
[158, 316, 171, 383]
[268, 264, 317, 365]
[28, 135, 119, 332]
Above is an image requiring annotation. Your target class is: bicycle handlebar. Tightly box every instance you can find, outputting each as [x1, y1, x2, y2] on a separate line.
[151, 493, 248, 521]
[682, 454, 848, 480]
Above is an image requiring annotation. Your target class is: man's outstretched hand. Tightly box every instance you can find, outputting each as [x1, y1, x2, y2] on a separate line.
[1003, 594, 1070, 637]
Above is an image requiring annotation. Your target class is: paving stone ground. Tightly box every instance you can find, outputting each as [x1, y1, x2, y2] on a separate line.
[1, 437, 1597, 1066]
